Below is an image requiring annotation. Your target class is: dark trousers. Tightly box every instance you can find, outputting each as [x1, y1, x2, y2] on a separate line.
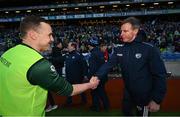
[66, 77, 87, 105]
[91, 80, 110, 111]
[122, 88, 150, 116]
[47, 92, 56, 106]
[66, 93, 87, 104]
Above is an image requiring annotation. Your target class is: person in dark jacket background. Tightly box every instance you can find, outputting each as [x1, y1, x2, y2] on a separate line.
[65, 41, 88, 105]
[93, 17, 167, 116]
[51, 40, 65, 75]
[87, 38, 110, 112]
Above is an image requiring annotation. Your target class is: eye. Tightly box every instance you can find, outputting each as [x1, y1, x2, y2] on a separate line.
[49, 33, 53, 38]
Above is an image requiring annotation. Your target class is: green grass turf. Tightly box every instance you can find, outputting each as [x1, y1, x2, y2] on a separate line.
[46, 107, 180, 116]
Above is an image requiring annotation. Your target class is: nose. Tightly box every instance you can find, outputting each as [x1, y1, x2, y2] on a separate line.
[51, 36, 54, 42]
[119, 33, 122, 41]
[120, 31, 123, 36]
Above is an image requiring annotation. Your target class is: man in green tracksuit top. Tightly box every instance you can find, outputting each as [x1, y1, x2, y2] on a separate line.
[0, 16, 99, 116]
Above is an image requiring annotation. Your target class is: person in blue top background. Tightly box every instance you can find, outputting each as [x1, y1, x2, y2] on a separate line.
[87, 37, 110, 112]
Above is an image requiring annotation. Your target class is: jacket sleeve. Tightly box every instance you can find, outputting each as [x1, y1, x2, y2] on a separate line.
[95, 48, 119, 80]
[149, 46, 167, 104]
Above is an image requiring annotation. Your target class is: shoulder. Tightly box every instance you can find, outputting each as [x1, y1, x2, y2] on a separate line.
[65, 53, 70, 58]
[141, 42, 160, 53]
[29, 58, 53, 72]
[27, 58, 57, 79]
[141, 42, 161, 56]
[114, 44, 124, 51]
[141, 42, 154, 48]
[74, 52, 83, 59]
[76, 52, 81, 56]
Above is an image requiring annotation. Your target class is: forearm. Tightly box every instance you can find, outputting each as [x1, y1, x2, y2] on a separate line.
[152, 76, 167, 104]
[96, 62, 113, 79]
[96, 52, 118, 79]
[71, 83, 92, 96]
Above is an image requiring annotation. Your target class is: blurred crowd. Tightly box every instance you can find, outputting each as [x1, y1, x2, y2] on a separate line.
[0, 18, 179, 57]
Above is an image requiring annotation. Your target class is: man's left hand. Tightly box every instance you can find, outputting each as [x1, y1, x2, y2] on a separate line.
[147, 100, 160, 112]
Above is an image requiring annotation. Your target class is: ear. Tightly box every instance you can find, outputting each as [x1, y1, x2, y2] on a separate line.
[134, 28, 139, 35]
[27, 30, 37, 40]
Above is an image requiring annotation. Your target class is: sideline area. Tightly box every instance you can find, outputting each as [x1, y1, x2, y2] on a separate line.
[49, 77, 180, 115]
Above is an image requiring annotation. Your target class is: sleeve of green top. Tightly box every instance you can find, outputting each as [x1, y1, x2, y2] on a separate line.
[27, 58, 73, 96]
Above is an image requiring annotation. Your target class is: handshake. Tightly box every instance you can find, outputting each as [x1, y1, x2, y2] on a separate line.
[89, 76, 100, 89]
[71, 76, 100, 96]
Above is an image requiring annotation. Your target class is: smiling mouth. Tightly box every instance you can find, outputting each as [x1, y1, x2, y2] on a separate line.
[49, 42, 52, 45]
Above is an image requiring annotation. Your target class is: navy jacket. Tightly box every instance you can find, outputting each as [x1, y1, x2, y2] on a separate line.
[65, 50, 88, 84]
[96, 33, 167, 105]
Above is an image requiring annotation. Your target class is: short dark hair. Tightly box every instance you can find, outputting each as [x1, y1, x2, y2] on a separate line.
[121, 17, 141, 29]
[20, 15, 49, 38]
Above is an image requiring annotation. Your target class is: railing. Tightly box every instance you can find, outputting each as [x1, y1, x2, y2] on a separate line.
[0, 0, 176, 11]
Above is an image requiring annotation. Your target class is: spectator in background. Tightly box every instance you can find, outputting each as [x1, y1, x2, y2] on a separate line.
[94, 17, 167, 116]
[51, 40, 65, 75]
[87, 38, 110, 112]
[65, 41, 88, 105]
[0, 16, 99, 116]
[99, 41, 110, 111]
[100, 40, 109, 62]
